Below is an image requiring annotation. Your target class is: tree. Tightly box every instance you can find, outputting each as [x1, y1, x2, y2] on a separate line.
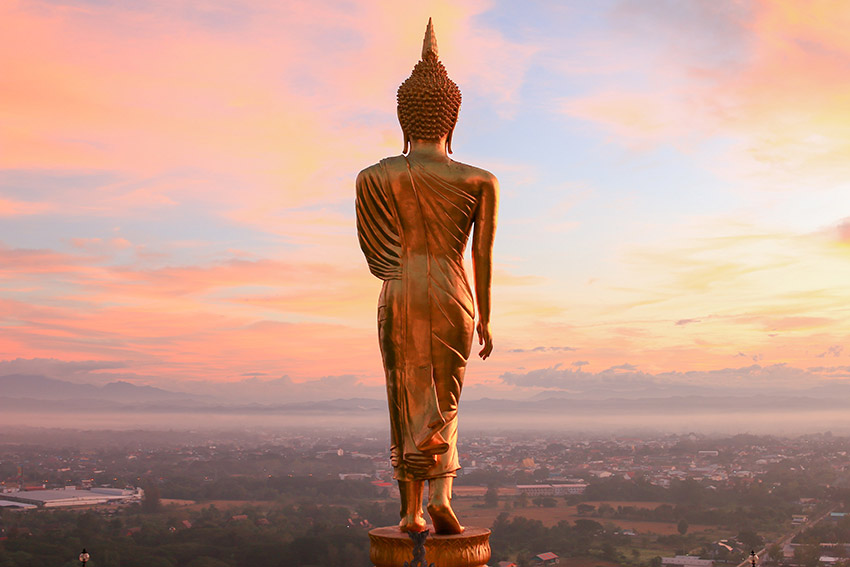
[484, 484, 499, 508]
[602, 542, 618, 561]
[186, 558, 231, 567]
[516, 492, 529, 508]
[141, 480, 161, 513]
[574, 519, 603, 534]
[678, 519, 689, 536]
[577, 503, 595, 516]
[737, 529, 764, 550]
[767, 543, 783, 564]
[794, 544, 820, 567]
[533, 467, 550, 482]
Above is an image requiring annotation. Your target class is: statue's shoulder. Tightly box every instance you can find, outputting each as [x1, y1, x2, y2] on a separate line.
[356, 161, 384, 182]
[357, 156, 407, 184]
[450, 160, 498, 196]
[451, 160, 497, 183]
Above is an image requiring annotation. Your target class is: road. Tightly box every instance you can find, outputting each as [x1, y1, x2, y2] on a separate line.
[734, 505, 838, 567]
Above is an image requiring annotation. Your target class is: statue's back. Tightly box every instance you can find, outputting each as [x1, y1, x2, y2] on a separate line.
[355, 19, 498, 536]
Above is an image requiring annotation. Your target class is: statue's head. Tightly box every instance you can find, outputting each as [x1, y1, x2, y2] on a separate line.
[397, 18, 462, 154]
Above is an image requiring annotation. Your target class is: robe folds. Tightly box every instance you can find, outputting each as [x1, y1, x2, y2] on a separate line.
[356, 155, 476, 481]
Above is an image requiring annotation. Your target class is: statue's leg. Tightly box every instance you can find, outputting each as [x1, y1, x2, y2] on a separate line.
[428, 476, 463, 534]
[398, 479, 426, 532]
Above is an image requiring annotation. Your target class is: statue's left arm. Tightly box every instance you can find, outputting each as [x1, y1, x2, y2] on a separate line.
[472, 173, 499, 360]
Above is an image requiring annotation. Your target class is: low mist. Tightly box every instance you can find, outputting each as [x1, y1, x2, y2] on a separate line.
[4, 407, 849, 436]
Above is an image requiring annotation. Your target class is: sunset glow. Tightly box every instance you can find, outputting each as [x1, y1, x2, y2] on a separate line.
[2, 0, 849, 401]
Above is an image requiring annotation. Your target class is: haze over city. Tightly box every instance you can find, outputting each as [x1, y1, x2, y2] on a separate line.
[2, 0, 850, 430]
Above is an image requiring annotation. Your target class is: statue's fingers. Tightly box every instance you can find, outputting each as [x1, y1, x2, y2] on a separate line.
[479, 341, 493, 359]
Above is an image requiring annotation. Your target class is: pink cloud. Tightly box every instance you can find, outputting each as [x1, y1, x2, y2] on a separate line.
[0, 1, 538, 391]
[0, 197, 51, 216]
[0, 239, 386, 385]
[5, 0, 846, 393]
[70, 237, 133, 251]
[0, 0, 531, 222]
[0, 244, 101, 274]
[836, 218, 850, 244]
[0, 296, 380, 386]
[559, 0, 850, 184]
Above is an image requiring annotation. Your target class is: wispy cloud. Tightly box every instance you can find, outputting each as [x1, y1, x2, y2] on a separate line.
[2, 0, 847, 397]
[501, 362, 850, 395]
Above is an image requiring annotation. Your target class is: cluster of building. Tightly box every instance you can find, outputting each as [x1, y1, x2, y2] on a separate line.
[0, 486, 141, 509]
[515, 484, 587, 496]
[446, 433, 850, 491]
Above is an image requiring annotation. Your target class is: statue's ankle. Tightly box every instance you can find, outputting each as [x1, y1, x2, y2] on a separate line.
[399, 513, 426, 533]
[427, 501, 463, 534]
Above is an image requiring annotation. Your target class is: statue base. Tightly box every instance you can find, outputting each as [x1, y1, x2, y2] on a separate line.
[369, 526, 490, 567]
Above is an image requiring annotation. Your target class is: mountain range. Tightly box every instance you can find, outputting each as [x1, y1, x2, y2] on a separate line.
[2, 373, 850, 416]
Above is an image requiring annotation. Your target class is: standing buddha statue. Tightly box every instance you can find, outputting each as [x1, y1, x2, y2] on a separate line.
[355, 18, 499, 535]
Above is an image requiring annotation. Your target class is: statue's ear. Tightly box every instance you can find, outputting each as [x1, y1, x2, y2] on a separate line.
[398, 107, 410, 154]
[446, 127, 455, 155]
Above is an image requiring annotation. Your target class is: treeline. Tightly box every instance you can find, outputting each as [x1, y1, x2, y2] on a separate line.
[0, 500, 399, 567]
[490, 513, 642, 567]
[581, 501, 790, 532]
[160, 476, 383, 504]
[582, 477, 668, 502]
[794, 516, 850, 545]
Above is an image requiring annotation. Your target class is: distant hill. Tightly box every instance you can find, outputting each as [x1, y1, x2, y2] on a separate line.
[2, 373, 848, 416]
[0, 374, 201, 404]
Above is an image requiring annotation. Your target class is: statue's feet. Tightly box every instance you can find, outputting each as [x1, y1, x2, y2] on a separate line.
[399, 513, 427, 533]
[427, 502, 463, 535]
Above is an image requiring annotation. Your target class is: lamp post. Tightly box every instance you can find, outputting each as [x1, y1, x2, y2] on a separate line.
[750, 550, 758, 567]
[79, 549, 90, 567]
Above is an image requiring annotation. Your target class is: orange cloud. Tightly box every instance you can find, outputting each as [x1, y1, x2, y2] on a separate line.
[0, 0, 529, 220]
[0, 238, 388, 385]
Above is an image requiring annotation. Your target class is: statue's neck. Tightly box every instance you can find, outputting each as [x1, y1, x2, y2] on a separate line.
[407, 138, 449, 162]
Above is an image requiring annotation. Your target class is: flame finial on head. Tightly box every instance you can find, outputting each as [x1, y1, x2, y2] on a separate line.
[397, 18, 462, 153]
[422, 17, 438, 60]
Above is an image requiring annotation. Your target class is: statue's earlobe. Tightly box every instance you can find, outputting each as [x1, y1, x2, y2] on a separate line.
[446, 128, 454, 155]
[403, 132, 411, 154]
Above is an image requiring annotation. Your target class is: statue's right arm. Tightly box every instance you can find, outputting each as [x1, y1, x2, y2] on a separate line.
[355, 164, 401, 281]
[472, 173, 499, 360]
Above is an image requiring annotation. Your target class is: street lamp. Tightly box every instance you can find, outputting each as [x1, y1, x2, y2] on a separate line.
[750, 550, 758, 567]
[79, 549, 90, 566]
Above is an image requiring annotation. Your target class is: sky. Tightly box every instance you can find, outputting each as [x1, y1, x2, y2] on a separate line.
[2, 0, 850, 403]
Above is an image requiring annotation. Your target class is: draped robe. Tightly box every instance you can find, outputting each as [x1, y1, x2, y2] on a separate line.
[356, 155, 477, 480]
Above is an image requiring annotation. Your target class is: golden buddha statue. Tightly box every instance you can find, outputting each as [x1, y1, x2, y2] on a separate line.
[355, 19, 498, 535]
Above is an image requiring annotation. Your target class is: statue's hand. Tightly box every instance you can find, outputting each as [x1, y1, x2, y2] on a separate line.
[477, 321, 493, 360]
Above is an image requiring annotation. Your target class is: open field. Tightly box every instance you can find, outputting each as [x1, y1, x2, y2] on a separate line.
[582, 501, 667, 510]
[559, 559, 621, 567]
[453, 486, 489, 497]
[452, 499, 718, 535]
[158, 494, 732, 542]
[160, 496, 722, 537]
[162, 499, 275, 512]
[160, 499, 196, 506]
